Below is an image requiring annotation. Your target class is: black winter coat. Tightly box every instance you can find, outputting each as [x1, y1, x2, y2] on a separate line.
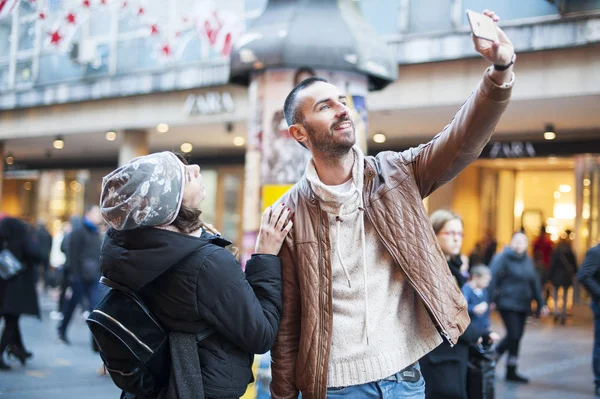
[488, 247, 544, 314]
[0, 217, 42, 317]
[577, 244, 600, 301]
[100, 227, 283, 399]
[548, 243, 577, 288]
[421, 256, 487, 399]
[69, 219, 102, 284]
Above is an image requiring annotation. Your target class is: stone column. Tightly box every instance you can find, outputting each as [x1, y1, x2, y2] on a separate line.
[239, 69, 369, 267]
[118, 130, 149, 167]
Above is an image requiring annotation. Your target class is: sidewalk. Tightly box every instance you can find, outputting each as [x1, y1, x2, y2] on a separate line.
[0, 287, 597, 398]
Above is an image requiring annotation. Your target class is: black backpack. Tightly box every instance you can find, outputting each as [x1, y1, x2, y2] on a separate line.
[87, 277, 170, 398]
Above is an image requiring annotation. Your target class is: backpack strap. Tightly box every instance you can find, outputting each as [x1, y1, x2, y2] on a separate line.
[100, 276, 134, 294]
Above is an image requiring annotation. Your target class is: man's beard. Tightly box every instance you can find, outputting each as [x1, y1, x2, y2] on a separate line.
[304, 118, 355, 159]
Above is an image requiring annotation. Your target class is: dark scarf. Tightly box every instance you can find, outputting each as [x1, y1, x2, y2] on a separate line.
[448, 255, 467, 288]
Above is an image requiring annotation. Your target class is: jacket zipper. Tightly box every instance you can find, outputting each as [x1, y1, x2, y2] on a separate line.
[362, 203, 455, 347]
[315, 206, 324, 398]
[92, 309, 155, 353]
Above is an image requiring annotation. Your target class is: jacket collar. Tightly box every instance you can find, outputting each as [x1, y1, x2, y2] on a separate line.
[299, 154, 378, 206]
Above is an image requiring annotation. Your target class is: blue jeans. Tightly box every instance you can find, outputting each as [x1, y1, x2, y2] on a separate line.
[591, 301, 600, 389]
[326, 363, 425, 398]
[58, 276, 105, 337]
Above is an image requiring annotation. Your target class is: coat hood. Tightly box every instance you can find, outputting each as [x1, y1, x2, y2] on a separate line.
[100, 227, 231, 291]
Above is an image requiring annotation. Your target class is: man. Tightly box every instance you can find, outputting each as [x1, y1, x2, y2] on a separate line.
[57, 205, 104, 345]
[33, 218, 53, 289]
[577, 241, 600, 397]
[270, 10, 515, 399]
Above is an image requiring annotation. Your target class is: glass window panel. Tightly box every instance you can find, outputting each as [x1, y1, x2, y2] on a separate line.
[83, 42, 110, 77]
[461, 0, 558, 24]
[18, 0, 37, 16]
[0, 20, 12, 58]
[118, 12, 146, 34]
[408, 1, 452, 34]
[18, 20, 35, 52]
[178, 33, 203, 64]
[89, 9, 112, 37]
[0, 64, 9, 90]
[15, 59, 33, 85]
[359, 0, 399, 36]
[116, 36, 160, 73]
[38, 53, 82, 83]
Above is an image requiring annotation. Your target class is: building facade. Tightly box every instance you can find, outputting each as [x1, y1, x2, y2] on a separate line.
[1, 0, 599, 260]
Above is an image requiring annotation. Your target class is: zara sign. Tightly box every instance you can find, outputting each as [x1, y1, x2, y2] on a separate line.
[184, 91, 235, 116]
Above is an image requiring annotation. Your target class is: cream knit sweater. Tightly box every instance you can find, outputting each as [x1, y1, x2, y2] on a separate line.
[305, 146, 442, 388]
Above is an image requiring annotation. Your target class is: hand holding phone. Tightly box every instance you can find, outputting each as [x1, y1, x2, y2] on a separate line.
[466, 9, 499, 43]
[465, 9, 515, 79]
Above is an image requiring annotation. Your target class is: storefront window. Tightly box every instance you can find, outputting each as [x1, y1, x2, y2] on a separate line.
[17, 20, 35, 52]
[15, 59, 33, 86]
[38, 53, 82, 84]
[0, 19, 12, 57]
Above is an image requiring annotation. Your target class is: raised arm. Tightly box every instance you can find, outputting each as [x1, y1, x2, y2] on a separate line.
[399, 10, 515, 198]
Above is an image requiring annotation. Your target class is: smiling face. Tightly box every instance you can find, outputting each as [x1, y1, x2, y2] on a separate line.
[181, 163, 206, 209]
[289, 81, 356, 158]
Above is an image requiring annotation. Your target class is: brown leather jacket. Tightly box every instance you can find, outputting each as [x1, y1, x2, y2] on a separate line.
[270, 71, 513, 399]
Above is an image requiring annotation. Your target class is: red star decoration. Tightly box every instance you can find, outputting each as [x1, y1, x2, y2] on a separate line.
[175, 31, 181, 37]
[48, 30, 62, 46]
[82, 0, 90, 7]
[38, 12, 46, 20]
[221, 32, 232, 56]
[182, 17, 188, 23]
[122, 1, 128, 8]
[150, 24, 159, 35]
[161, 44, 171, 57]
[100, 0, 107, 4]
[137, 7, 144, 16]
[66, 12, 77, 25]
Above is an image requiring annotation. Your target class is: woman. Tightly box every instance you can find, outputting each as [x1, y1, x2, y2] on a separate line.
[548, 236, 577, 325]
[420, 210, 498, 399]
[0, 216, 42, 370]
[488, 231, 549, 383]
[99, 151, 291, 399]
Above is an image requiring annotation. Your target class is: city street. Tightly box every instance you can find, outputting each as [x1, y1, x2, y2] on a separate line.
[0, 288, 597, 399]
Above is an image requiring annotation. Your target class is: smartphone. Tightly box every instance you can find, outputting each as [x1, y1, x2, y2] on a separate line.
[466, 9, 499, 43]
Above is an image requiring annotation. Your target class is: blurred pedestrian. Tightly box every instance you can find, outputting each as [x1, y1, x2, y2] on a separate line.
[463, 265, 493, 333]
[489, 232, 549, 383]
[99, 151, 291, 398]
[0, 216, 42, 370]
[576, 241, 600, 397]
[32, 218, 52, 289]
[548, 235, 577, 324]
[533, 225, 554, 301]
[420, 210, 499, 399]
[57, 206, 104, 345]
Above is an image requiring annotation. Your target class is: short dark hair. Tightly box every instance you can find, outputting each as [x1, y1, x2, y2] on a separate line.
[283, 76, 328, 127]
